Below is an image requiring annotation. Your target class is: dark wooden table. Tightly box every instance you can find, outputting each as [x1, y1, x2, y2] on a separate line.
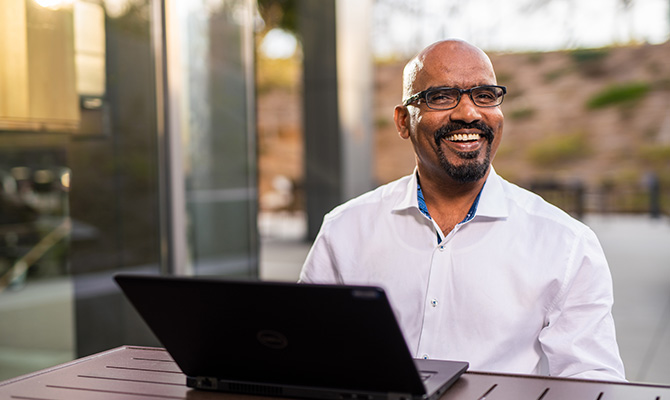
[2, 346, 669, 399]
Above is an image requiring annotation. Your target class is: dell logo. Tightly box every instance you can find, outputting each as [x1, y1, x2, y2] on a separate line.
[256, 330, 289, 349]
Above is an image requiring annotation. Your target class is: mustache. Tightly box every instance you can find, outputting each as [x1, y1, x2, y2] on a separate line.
[434, 122, 495, 144]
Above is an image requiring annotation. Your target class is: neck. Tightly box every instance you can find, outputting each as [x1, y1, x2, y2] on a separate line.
[417, 167, 489, 234]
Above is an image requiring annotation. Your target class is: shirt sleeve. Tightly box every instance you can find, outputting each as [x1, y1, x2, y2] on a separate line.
[298, 217, 343, 284]
[539, 226, 627, 381]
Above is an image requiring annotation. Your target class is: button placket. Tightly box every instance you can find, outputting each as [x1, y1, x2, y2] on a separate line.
[416, 243, 449, 358]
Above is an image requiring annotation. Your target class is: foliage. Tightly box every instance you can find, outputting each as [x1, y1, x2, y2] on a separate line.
[586, 81, 651, 109]
[526, 52, 544, 64]
[526, 131, 592, 167]
[495, 72, 514, 85]
[569, 48, 610, 77]
[570, 48, 610, 64]
[637, 145, 670, 167]
[256, 1, 301, 91]
[502, 87, 524, 101]
[375, 116, 392, 129]
[257, 0, 299, 36]
[656, 77, 670, 90]
[543, 68, 568, 83]
[508, 107, 536, 121]
[107, 1, 151, 37]
[256, 57, 301, 93]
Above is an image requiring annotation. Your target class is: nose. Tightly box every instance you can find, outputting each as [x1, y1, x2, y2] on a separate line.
[449, 94, 482, 124]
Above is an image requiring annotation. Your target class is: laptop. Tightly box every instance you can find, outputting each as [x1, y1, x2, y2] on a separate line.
[114, 274, 468, 400]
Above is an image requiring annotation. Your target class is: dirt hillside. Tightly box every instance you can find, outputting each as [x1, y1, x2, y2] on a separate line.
[259, 42, 670, 213]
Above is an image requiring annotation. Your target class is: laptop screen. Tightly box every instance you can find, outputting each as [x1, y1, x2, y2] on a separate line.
[115, 274, 428, 394]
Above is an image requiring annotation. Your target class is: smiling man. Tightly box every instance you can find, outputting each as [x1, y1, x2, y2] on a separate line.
[299, 39, 626, 381]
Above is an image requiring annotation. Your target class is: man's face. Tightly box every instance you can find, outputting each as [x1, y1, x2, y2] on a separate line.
[396, 42, 504, 185]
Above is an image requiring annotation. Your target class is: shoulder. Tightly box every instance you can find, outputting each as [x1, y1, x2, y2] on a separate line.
[489, 174, 610, 293]
[494, 174, 591, 236]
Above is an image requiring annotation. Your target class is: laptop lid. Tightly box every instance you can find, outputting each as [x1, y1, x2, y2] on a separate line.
[114, 274, 468, 400]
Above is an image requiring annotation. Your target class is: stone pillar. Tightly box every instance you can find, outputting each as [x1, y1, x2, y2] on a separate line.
[300, 0, 373, 240]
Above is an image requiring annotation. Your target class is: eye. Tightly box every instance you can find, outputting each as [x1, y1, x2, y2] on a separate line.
[426, 89, 458, 105]
[473, 88, 499, 104]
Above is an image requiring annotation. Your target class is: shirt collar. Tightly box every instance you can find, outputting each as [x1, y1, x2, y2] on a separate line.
[476, 167, 509, 219]
[393, 167, 421, 212]
[392, 167, 509, 220]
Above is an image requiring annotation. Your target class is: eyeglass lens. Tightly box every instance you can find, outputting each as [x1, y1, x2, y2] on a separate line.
[426, 86, 504, 109]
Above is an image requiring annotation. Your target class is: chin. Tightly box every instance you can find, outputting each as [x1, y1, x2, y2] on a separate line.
[441, 163, 486, 183]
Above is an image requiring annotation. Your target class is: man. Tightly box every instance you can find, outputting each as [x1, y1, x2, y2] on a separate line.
[299, 39, 626, 381]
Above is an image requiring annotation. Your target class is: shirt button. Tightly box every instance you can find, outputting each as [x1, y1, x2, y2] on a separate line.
[430, 299, 438, 307]
[439, 245, 445, 252]
[422, 354, 429, 359]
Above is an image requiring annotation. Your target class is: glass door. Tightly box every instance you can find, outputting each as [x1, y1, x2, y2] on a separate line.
[0, 0, 257, 378]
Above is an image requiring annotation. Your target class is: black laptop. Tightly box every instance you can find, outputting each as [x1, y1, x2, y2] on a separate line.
[114, 274, 468, 400]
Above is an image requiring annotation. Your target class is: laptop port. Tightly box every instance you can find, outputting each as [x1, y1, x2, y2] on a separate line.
[196, 377, 218, 389]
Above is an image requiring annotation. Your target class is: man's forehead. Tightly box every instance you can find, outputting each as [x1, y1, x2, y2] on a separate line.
[419, 62, 496, 87]
[404, 40, 496, 93]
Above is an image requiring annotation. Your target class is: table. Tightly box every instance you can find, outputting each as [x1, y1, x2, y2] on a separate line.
[2, 346, 669, 399]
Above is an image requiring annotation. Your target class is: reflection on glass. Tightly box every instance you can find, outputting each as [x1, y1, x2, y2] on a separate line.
[33, 0, 75, 10]
[0, 0, 160, 379]
[74, 1, 106, 98]
[0, 148, 73, 380]
[74, 0, 107, 135]
[174, 0, 258, 277]
[0, 0, 79, 131]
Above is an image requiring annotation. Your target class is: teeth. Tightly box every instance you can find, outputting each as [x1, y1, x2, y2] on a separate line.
[447, 133, 480, 142]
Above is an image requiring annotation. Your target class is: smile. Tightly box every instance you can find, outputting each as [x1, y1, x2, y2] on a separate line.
[446, 133, 481, 142]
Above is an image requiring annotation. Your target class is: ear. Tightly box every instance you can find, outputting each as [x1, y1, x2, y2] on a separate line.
[394, 105, 411, 140]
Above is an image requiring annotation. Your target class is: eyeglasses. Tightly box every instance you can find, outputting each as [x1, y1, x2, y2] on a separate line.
[403, 85, 507, 110]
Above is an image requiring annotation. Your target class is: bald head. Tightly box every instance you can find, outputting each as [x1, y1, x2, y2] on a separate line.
[402, 40, 497, 100]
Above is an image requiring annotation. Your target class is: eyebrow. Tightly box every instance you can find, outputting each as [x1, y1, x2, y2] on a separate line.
[424, 83, 496, 90]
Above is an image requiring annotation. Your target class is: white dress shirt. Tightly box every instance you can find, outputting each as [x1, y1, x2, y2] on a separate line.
[299, 168, 626, 381]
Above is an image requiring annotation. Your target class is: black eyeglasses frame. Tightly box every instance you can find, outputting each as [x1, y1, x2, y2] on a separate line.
[403, 85, 507, 110]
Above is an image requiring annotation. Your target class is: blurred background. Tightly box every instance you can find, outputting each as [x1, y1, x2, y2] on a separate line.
[0, 0, 668, 386]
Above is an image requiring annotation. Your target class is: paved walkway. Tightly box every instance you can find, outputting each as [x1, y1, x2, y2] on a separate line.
[585, 214, 670, 384]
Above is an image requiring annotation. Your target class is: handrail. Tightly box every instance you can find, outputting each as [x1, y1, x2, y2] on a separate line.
[0, 218, 71, 293]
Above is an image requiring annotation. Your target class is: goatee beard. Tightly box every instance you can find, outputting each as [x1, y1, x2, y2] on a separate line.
[434, 122, 494, 183]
